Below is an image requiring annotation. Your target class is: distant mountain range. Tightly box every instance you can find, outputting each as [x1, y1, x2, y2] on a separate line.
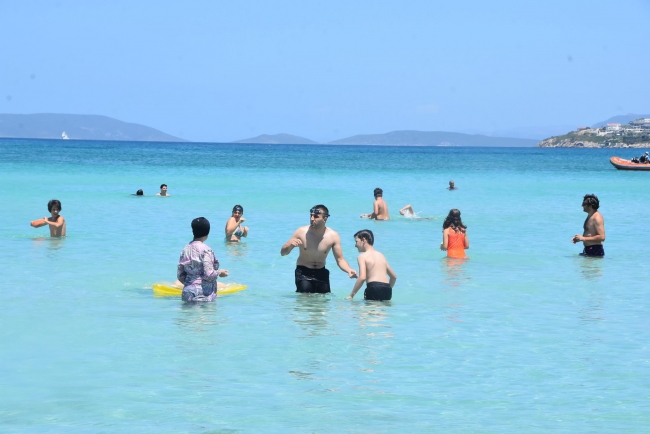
[0, 113, 185, 142]
[3, 112, 648, 147]
[233, 133, 318, 144]
[591, 113, 650, 129]
[233, 130, 538, 147]
[327, 130, 537, 147]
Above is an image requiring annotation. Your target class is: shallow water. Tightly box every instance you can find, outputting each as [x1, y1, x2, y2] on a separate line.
[1, 139, 649, 432]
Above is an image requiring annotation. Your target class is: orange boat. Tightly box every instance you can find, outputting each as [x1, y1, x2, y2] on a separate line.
[610, 156, 650, 171]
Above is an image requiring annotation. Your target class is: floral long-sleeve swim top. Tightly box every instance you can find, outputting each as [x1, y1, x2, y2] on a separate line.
[177, 240, 220, 302]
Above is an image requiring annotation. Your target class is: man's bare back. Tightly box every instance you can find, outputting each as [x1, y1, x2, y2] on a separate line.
[361, 188, 390, 220]
[373, 197, 390, 220]
[347, 230, 396, 300]
[359, 250, 391, 283]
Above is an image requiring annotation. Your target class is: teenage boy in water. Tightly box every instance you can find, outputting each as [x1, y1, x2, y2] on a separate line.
[361, 188, 390, 220]
[572, 194, 606, 257]
[43, 199, 66, 237]
[156, 184, 169, 196]
[281, 205, 357, 293]
[346, 229, 396, 301]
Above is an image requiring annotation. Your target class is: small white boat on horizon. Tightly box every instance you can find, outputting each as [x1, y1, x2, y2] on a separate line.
[61, 131, 69, 140]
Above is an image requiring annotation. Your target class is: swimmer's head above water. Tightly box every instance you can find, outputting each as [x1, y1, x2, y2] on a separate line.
[136, 189, 144, 196]
[443, 208, 467, 232]
[191, 217, 210, 240]
[582, 194, 599, 210]
[232, 204, 244, 216]
[374, 188, 383, 198]
[48, 199, 62, 213]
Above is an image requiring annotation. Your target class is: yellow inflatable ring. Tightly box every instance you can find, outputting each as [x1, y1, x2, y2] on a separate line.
[152, 281, 247, 297]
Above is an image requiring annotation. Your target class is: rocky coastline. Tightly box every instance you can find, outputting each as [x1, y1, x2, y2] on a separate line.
[537, 137, 650, 148]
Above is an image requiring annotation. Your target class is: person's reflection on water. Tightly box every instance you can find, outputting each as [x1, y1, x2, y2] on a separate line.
[574, 255, 604, 282]
[291, 293, 332, 337]
[441, 257, 470, 288]
[440, 258, 469, 327]
[32, 236, 66, 254]
[224, 241, 249, 258]
[174, 302, 221, 336]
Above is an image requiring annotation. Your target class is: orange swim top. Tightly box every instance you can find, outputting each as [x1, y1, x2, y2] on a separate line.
[447, 230, 467, 259]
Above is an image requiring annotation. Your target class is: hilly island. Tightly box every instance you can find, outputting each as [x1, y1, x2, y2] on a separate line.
[537, 115, 650, 148]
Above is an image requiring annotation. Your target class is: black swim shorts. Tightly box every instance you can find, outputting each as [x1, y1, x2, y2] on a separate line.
[581, 245, 605, 257]
[364, 281, 392, 301]
[295, 266, 331, 293]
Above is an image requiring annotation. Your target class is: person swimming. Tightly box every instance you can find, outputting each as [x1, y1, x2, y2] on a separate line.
[440, 209, 469, 258]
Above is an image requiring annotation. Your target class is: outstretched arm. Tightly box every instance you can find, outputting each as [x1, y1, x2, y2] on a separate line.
[347, 256, 366, 299]
[386, 262, 397, 288]
[331, 233, 357, 278]
[440, 229, 449, 251]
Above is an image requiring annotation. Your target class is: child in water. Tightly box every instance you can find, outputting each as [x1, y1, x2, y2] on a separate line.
[440, 209, 469, 258]
[43, 199, 66, 237]
[177, 217, 228, 302]
[346, 229, 397, 301]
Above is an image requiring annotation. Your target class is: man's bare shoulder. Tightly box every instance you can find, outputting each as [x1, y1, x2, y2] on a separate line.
[589, 212, 605, 223]
[295, 225, 310, 235]
[324, 227, 341, 239]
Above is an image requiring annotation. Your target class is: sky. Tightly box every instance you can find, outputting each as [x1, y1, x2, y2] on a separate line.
[1, 0, 649, 142]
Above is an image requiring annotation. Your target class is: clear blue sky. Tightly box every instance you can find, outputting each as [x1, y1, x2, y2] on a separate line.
[1, 0, 649, 142]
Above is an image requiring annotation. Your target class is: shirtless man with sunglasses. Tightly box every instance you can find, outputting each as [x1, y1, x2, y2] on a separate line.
[281, 204, 357, 293]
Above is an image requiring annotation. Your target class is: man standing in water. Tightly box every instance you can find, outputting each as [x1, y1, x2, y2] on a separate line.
[281, 205, 357, 293]
[447, 180, 458, 190]
[572, 194, 605, 257]
[361, 188, 390, 220]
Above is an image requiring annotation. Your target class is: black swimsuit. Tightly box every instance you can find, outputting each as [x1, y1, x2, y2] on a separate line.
[364, 282, 392, 301]
[295, 266, 331, 293]
[581, 245, 605, 257]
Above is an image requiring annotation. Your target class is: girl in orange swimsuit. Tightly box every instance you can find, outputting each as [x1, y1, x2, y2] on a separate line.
[440, 209, 469, 259]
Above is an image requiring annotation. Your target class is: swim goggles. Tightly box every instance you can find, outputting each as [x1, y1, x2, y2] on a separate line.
[310, 208, 330, 217]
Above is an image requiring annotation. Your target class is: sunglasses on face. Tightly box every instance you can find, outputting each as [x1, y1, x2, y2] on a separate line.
[309, 208, 330, 217]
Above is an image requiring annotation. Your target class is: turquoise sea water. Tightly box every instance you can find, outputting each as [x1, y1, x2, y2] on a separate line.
[1, 139, 649, 433]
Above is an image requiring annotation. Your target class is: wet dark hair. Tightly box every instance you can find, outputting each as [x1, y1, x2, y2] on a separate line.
[160, 184, 167, 189]
[354, 229, 374, 246]
[47, 199, 62, 212]
[136, 189, 144, 196]
[312, 204, 329, 218]
[232, 204, 244, 213]
[583, 194, 599, 210]
[191, 217, 210, 238]
[374, 188, 383, 197]
[442, 209, 467, 233]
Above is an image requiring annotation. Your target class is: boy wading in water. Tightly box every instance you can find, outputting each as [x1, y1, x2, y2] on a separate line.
[346, 229, 396, 301]
[44, 199, 66, 237]
[361, 188, 390, 220]
[572, 194, 606, 257]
